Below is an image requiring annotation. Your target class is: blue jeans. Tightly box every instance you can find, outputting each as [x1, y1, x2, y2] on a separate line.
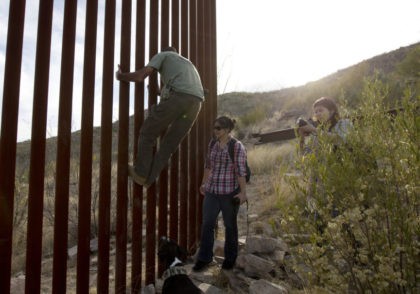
[197, 190, 240, 263]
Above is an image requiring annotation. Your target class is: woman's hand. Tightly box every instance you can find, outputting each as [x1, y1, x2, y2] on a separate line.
[234, 191, 247, 205]
[199, 184, 206, 195]
[298, 124, 316, 137]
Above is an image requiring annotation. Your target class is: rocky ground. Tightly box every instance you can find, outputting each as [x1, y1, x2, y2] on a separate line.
[142, 175, 309, 293]
[11, 175, 308, 293]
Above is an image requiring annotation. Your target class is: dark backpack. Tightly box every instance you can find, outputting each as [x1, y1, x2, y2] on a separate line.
[210, 138, 251, 183]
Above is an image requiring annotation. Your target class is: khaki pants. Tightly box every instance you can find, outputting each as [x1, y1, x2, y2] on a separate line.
[134, 91, 202, 185]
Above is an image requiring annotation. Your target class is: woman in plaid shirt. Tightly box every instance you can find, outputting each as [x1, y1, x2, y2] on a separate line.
[193, 116, 248, 271]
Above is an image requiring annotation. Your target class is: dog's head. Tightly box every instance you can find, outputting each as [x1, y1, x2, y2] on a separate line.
[158, 236, 188, 269]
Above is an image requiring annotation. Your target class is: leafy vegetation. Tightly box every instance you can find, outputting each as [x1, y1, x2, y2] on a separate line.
[279, 78, 419, 292]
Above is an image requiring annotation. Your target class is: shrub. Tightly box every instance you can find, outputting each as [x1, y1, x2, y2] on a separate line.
[281, 78, 419, 293]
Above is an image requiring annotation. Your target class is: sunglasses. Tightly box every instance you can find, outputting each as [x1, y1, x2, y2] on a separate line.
[213, 125, 223, 130]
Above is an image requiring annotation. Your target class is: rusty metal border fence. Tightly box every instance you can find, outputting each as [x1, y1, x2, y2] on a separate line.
[0, 0, 217, 293]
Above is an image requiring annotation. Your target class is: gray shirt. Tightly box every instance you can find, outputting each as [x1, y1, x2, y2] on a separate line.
[147, 51, 204, 100]
[332, 119, 352, 141]
[302, 119, 353, 155]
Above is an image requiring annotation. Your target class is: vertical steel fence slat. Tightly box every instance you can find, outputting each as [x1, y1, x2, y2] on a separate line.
[0, 0, 26, 293]
[171, 0, 180, 51]
[189, 0, 197, 64]
[178, 0, 189, 250]
[195, 0, 205, 247]
[52, 0, 78, 292]
[202, 0, 211, 231]
[211, 0, 217, 122]
[169, 0, 180, 242]
[24, 1, 54, 293]
[198, 0, 214, 231]
[97, 0, 116, 292]
[145, 0, 159, 285]
[157, 0, 170, 278]
[198, 0, 210, 242]
[203, 0, 208, 239]
[204, 0, 212, 140]
[197, 0, 206, 246]
[169, 149, 179, 239]
[208, 0, 216, 130]
[131, 0, 146, 291]
[179, 137, 188, 248]
[188, 0, 198, 252]
[115, 0, 131, 291]
[76, 0, 98, 292]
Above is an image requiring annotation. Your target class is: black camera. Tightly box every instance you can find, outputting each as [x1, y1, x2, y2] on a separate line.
[296, 117, 318, 128]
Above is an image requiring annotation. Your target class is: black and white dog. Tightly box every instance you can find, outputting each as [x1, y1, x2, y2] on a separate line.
[158, 237, 203, 294]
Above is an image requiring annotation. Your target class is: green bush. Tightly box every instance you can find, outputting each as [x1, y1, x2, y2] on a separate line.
[282, 79, 419, 293]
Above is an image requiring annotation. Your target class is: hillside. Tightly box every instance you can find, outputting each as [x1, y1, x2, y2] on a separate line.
[218, 42, 420, 134]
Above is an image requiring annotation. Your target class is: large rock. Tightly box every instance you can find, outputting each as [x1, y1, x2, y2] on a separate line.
[236, 254, 274, 279]
[265, 249, 286, 265]
[221, 270, 249, 294]
[250, 221, 275, 236]
[245, 236, 288, 254]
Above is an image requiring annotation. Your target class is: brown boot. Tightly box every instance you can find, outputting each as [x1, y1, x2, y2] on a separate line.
[128, 165, 147, 186]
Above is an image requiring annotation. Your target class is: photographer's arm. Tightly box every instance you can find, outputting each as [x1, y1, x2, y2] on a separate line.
[297, 124, 317, 151]
[298, 124, 317, 136]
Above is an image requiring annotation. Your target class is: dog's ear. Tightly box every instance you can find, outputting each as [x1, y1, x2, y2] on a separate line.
[176, 245, 188, 262]
[159, 236, 168, 247]
[158, 236, 171, 252]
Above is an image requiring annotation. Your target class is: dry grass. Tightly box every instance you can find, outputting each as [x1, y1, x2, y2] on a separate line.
[242, 141, 299, 225]
[246, 142, 295, 176]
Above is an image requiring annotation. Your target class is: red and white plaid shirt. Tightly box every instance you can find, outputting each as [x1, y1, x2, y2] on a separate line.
[204, 138, 247, 195]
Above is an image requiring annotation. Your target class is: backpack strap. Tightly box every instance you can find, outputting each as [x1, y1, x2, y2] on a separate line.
[213, 137, 240, 169]
[227, 137, 237, 164]
[228, 137, 242, 179]
[211, 137, 237, 163]
[229, 137, 251, 183]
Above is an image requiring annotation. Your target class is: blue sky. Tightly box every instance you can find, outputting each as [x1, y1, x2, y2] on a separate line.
[1, 0, 420, 141]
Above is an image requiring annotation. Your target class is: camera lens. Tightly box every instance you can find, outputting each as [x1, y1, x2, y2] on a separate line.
[297, 117, 308, 127]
